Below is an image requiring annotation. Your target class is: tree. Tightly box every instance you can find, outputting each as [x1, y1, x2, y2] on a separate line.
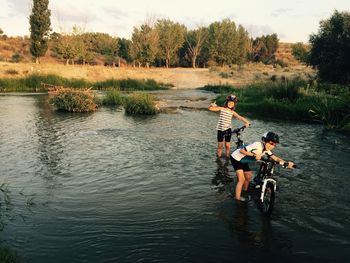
[185, 27, 208, 68]
[156, 19, 186, 68]
[118, 38, 133, 63]
[208, 19, 244, 66]
[292, 42, 309, 63]
[251, 34, 279, 64]
[29, 0, 51, 63]
[309, 10, 350, 84]
[131, 24, 159, 67]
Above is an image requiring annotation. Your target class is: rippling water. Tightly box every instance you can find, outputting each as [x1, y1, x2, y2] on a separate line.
[0, 94, 349, 262]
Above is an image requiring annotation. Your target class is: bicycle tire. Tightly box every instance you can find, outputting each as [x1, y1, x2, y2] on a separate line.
[260, 183, 275, 217]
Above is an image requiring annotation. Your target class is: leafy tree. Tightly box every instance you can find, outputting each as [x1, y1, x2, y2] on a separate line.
[184, 27, 208, 68]
[251, 34, 279, 64]
[156, 19, 186, 68]
[0, 28, 3, 36]
[29, 0, 51, 63]
[207, 19, 249, 66]
[131, 24, 159, 67]
[118, 38, 133, 63]
[292, 42, 309, 63]
[309, 10, 350, 84]
[53, 33, 77, 65]
[236, 25, 251, 65]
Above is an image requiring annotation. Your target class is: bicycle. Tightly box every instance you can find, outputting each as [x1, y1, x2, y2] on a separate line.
[230, 126, 297, 216]
[251, 157, 296, 216]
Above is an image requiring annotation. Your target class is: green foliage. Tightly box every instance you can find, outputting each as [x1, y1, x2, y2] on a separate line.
[118, 38, 133, 63]
[292, 42, 310, 63]
[156, 19, 186, 67]
[180, 27, 208, 68]
[131, 24, 159, 67]
[102, 89, 124, 106]
[124, 92, 158, 115]
[200, 80, 350, 130]
[49, 88, 98, 112]
[251, 34, 279, 64]
[309, 10, 350, 84]
[208, 19, 250, 66]
[29, 0, 51, 62]
[309, 96, 350, 129]
[93, 78, 171, 90]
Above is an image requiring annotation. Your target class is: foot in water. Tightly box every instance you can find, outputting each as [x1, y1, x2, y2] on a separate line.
[236, 195, 251, 203]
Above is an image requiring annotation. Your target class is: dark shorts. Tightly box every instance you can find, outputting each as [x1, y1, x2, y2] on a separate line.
[230, 156, 251, 172]
[217, 128, 232, 142]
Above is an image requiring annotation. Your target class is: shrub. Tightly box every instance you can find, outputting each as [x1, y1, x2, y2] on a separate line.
[49, 87, 98, 112]
[124, 92, 158, 115]
[93, 78, 170, 91]
[103, 89, 124, 106]
[5, 69, 18, 75]
[10, 52, 24, 63]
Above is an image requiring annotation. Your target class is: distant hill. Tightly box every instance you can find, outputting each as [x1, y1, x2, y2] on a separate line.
[0, 36, 302, 66]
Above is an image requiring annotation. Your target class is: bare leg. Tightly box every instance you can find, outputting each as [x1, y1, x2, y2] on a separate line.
[225, 141, 231, 158]
[217, 142, 224, 158]
[235, 169, 245, 200]
[243, 171, 252, 192]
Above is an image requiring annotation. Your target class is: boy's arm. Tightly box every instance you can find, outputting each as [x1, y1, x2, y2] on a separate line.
[271, 154, 295, 168]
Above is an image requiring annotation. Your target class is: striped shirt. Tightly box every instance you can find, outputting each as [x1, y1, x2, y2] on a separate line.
[216, 108, 234, 131]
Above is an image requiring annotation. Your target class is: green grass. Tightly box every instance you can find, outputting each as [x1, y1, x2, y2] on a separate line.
[0, 74, 91, 92]
[0, 75, 171, 92]
[123, 92, 158, 115]
[93, 78, 171, 91]
[200, 79, 350, 132]
[102, 89, 124, 106]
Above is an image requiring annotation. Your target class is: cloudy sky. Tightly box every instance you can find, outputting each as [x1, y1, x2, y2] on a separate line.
[0, 0, 349, 42]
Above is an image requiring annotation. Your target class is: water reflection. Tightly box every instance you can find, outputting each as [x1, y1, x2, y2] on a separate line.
[211, 158, 235, 197]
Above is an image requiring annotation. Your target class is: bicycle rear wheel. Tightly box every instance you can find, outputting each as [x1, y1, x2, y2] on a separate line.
[260, 183, 275, 217]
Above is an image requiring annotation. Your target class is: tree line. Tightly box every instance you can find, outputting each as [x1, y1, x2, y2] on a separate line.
[27, 1, 279, 68]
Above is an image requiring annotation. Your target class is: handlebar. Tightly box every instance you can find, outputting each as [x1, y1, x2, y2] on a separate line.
[259, 156, 297, 169]
[231, 126, 246, 134]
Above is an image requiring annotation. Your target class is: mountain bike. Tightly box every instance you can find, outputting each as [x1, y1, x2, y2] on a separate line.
[231, 126, 297, 216]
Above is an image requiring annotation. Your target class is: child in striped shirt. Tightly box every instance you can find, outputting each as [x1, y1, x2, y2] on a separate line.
[209, 95, 250, 159]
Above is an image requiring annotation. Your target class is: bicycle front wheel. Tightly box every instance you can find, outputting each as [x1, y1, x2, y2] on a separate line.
[261, 183, 275, 217]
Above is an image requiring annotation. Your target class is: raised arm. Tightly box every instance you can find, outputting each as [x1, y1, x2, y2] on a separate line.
[208, 101, 224, 112]
[232, 110, 251, 127]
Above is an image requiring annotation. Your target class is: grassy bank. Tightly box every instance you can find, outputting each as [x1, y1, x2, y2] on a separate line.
[200, 80, 350, 132]
[0, 74, 171, 92]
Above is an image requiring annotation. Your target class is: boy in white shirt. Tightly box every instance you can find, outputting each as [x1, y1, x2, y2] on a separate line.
[230, 132, 295, 202]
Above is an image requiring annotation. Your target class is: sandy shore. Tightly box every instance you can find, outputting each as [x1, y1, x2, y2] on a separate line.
[0, 62, 314, 90]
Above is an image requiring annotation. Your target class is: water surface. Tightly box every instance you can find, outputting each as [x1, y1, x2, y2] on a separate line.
[0, 94, 349, 262]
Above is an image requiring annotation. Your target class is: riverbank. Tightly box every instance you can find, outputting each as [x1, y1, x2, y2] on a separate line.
[0, 62, 314, 90]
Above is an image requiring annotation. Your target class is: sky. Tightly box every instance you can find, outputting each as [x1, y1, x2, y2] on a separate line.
[0, 0, 349, 43]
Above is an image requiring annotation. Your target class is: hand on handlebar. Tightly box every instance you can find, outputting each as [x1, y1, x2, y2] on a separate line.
[254, 153, 262, 160]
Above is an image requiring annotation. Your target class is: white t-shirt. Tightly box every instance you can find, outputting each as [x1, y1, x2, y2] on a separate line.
[231, 141, 273, 161]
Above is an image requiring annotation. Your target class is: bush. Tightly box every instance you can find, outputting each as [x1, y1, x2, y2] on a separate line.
[124, 92, 158, 115]
[93, 78, 171, 91]
[102, 89, 124, 106]
[5, 69, 18, 75]
[10, 52, 24, 63]
[49, 87, 98, 112]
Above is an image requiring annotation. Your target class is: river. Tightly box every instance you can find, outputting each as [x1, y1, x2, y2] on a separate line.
[0, 92, 349, 262]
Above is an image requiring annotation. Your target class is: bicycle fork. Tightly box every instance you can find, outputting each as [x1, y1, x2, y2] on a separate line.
[260, 178, 277, 202]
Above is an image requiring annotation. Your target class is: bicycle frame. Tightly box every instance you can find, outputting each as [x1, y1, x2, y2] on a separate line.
[255, 159, 279, 204]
